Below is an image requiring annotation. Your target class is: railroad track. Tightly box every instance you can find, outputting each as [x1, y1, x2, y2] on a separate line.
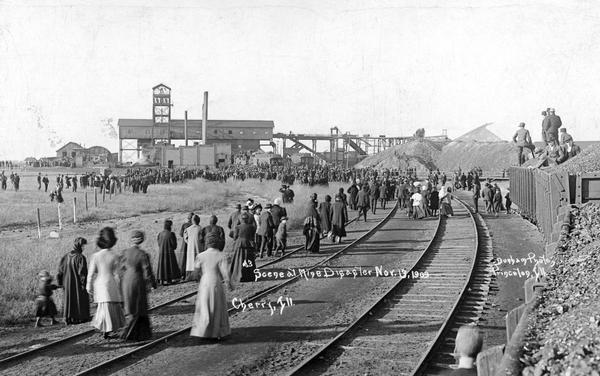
[286, 198, 489, 376]
[0, 205, 391, 376]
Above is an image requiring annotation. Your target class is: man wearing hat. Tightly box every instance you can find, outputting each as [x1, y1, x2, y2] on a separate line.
[542, 108, 562, 145]
[559, 127, 573, 145]
[512, 122, 532, 166]
[257, 203, 275, 258]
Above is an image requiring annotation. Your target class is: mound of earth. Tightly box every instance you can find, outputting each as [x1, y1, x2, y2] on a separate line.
[521, 203, 600, 375]
[550, 144, 600, 174]
[354, 140, 440, 170]
[435, 140, 518, 172]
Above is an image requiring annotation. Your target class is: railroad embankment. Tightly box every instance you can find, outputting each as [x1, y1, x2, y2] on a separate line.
[520, 203, 600, 375]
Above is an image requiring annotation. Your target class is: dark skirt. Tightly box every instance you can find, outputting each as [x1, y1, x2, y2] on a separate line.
[157, 250, 181, 282]
[178, 241, 188, 275]
[230, 246, 256, 283]
[121, 315, 152, 341]
[35, 296, 57, 317]
[304, 228, 320, 253]
[331, 224, 346, 238]
[440, 202, 454, 216]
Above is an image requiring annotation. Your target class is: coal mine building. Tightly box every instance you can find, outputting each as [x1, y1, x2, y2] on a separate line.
[118, 119, 275, 162]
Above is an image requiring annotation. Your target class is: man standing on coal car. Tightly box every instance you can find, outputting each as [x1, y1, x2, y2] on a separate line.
[512, 122, 532, 166]
[542, 108, 562, 144]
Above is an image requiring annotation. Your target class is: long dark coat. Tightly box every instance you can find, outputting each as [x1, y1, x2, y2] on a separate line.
[356, 189, 370, 208]
[157, 230, 181, 282]
[330, 201, 347, 238]
[303, 200, 321, 253]
[201, 225, 226, 251]
[270, 205, 286, 229]
[230, 222, 257, 283]
[319, 201, 332, 234]
[57, 251, 90, 324]
[120, 246, 157, 341]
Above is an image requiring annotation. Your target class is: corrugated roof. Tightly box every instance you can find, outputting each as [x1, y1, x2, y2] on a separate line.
[118, 119, 274, 128]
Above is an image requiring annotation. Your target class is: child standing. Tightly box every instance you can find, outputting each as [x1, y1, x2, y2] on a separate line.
[275, 216, 288, 256]
[35, 270, 59, 327]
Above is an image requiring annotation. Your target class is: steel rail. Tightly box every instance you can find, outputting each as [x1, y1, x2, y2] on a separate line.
[285, 198, 478, 376]
[408, 197, 479, 375]
[0, 215, 360, 367]
[72, 204, 398, 376]
[284, 207, 444, 376]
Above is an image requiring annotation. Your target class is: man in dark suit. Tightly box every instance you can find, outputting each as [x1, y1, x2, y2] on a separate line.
[257, 203, 275, 258]
[542, 108, 562, 144]
[356, 185, 370, 222]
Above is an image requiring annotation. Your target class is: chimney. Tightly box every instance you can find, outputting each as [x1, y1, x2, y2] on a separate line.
[202, 91, 208, 145]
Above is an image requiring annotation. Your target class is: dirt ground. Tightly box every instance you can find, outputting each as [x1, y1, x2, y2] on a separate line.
[454, 190, 546, 350]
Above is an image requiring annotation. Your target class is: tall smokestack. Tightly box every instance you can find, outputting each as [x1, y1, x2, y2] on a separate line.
[184, 110, 188, 146]
[202, 91, 208, 145]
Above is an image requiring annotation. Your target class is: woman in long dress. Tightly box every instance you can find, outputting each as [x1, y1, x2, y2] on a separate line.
[318, 195, 332, 236]
[86, 227, 125, 338]
[230, 212, 256, 283]
[303, 195, 321, 253]
[57, 237, 90, 324]
[183, 215, 202, 281]
[121, 230, 157, 341]
[440, 187, 455, 217]
[330, 194, 347, 243]
[429, 186, 440, 217]
[191, 232, 233, 339]
[411, 190, 425, 219]
[178, 212, 194, 278]
[157, 219, 181, 285]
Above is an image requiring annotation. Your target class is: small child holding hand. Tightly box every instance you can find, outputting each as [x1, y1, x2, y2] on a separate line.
[34, 270, 59, 327]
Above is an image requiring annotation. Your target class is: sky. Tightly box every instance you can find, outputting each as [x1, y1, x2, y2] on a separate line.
[1, 0, 600, 159]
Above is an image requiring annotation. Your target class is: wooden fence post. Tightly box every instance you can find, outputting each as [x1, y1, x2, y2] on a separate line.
[94, 188, 98, 207]
[72, 197, 77, 223]
[57, 203, 62, 230]
[36, 208, 41, 239]
[102, 188, 106, 203]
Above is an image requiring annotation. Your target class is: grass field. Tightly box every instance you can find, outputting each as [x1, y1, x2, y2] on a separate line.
[0, 171, 345, 326]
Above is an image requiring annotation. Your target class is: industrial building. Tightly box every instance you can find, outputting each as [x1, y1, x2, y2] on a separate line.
[118, 84, 275, 167]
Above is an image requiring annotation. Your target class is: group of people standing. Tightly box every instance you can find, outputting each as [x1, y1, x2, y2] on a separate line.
[36, 224, 233, 341]
[512, 108, 582, 167]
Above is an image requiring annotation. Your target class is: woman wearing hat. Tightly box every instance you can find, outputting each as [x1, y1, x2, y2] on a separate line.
[121, 230, 157, 341]
[57, 237, 90, 324]
[230, 212, 256, 283]
[330, 194, 347, 243]
[319, 195, 332, 237]
[303, 194, 321, 253]
[86, 227, 125, 338]
[191, 231, 233, 339]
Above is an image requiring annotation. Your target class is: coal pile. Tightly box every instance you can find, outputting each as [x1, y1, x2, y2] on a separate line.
[354, 140, 440, 170]
[521, 203, 600, 375]
[435, 141, 518, 172]
[551, 144, 600, 174]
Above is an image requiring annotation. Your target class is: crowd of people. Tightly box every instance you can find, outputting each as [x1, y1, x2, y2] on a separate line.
[34, 166, 510, 341]
[512, 108, 582, 167]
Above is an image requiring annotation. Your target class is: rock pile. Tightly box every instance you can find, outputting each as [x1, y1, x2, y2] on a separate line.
[354, 140, 440, 171]
[521, 203, 600, 375]
[551, 144, 600, 174]
[435, 141, 518, 172]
